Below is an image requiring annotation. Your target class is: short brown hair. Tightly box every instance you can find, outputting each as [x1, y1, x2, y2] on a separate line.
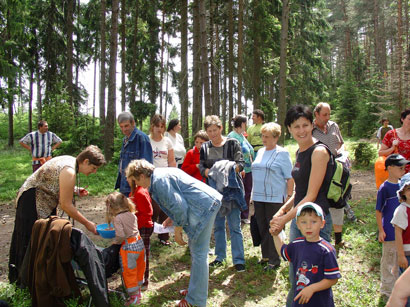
[203, 115, 222, 131]
[252, 109, 265, 121]
[194, 130, 209, 142]
[76, 145, 106, 166]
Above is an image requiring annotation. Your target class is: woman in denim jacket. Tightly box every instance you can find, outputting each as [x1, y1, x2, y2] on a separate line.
[125, 159, 222, 307]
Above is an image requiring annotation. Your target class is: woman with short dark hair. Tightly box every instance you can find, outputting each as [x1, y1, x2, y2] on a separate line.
[270, 105, 333, 306]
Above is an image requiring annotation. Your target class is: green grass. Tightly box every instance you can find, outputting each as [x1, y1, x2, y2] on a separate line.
[0, 142, 118, 202]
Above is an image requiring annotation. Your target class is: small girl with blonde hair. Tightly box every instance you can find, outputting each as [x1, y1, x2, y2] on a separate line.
[106, 192, 145, 306]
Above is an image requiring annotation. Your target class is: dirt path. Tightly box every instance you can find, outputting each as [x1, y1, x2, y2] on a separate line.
[0, 169, 377, 283]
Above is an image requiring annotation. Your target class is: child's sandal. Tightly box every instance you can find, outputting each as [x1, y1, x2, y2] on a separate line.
[179, 289, 188, 296]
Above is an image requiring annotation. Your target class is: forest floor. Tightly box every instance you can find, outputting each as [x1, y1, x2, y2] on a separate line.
[0, 169, 380, 306]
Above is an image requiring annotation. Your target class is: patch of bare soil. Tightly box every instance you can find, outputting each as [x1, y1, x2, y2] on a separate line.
[0, 169, 377, 284]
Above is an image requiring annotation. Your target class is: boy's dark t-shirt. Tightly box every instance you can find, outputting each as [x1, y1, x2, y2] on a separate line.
[280, 237, 341, 307]
[376, 181, 400, 241]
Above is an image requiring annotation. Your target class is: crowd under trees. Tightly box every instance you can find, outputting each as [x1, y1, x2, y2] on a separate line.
[1, 0, 409, 161]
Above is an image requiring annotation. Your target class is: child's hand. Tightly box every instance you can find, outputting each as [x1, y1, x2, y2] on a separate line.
[294, 286, 315, 305]
[378, 230, 386, 242]
[398, 255, 409, 269]
[162, 217, 173, 227]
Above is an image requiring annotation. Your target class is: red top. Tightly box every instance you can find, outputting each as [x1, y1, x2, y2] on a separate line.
[129, 186, 153, 228]
[382, 129, 410, 173]
[181, 146, 205, 182]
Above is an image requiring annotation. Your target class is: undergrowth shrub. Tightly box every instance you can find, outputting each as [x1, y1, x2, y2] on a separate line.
[353, 142, 377, 166]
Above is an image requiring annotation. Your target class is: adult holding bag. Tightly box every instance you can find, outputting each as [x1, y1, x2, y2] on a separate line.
[378, 109, 410, 187]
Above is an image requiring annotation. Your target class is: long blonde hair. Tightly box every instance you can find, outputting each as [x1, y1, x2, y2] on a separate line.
[105, 192, 136, 225]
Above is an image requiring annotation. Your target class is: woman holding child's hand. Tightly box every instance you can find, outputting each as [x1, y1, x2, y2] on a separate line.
[270, 106, 333, 307]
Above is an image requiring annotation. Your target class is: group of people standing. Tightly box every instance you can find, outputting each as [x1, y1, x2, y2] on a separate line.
[9, 103, 358, 307]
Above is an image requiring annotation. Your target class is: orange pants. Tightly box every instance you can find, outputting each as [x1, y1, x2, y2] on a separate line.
[120, 236, 146, 294]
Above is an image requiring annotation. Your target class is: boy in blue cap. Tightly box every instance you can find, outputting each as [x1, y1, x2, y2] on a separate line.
[376, 154, 408, 297]
[272, 202, 341, 306]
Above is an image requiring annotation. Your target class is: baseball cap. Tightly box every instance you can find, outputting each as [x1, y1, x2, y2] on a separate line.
[385, 154, 410, 168]
[296, 202, 324, 221]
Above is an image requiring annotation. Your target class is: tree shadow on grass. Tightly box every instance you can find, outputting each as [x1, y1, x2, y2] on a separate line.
[207, 257, 287, 306]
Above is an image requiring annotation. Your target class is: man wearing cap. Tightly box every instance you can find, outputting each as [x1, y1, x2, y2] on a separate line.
[377, 155, 409, 297]
[19, 120, 62, 173]
[272, 202, 341, 306]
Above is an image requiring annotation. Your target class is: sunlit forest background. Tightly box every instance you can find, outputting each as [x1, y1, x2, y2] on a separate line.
[1, 0, 409, 160]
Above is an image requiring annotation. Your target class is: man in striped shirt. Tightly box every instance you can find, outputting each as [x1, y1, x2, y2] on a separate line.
[19, 120, 62, 172]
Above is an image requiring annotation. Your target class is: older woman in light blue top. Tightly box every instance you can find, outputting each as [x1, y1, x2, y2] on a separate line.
[227, 114, 254, 223]
[251, 122, 294, 271]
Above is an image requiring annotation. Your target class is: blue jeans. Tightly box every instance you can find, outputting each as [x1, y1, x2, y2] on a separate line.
[214, 207, 245, 265]
[399, 256, 410, 307]
[186, 209, 218, 307]
[286, 212, 333, 307]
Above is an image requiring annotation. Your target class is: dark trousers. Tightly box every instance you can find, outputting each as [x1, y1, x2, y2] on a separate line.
[139, 227, 154, 286]
[151, 198, 169, 241]
[9, 188, 38, 284]
[32, 164, 41, 173]
[241, 172, 253, 219]
[254, 201, 282, 265]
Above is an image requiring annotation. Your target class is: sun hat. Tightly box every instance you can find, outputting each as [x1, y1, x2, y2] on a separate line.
[397, 173, 410, 198]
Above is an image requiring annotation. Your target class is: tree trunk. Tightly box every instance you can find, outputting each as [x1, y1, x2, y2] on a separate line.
[130, 1, 139, 109]
[99, 0, 107, 126]
[148, 3, 159, 107]
[180, 0, 189, 146]
[66, 0, 74, 113]
[373, 0, 382, 73]
[251, 0, 261, 109]
[29, 70, 34, 132]
[228, 0, 234, 126]
[341, 0, 352, 64]
[192, 0, 203, 135]
[278, 0, 290, 145]
[164, 34, 170, 119]
[36, 49, 42, 120]
[159, 3, 166, 114]
[120, 0, 126, 112]
[210, 0, 219, 116]
[237, 0, 244, 114]
[397, 0, 403, 111]
[93, 58, 97, 120]
[222, 53, 228, 135]
[199, 0, 211, 115]
[104, 0, 120, 161]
